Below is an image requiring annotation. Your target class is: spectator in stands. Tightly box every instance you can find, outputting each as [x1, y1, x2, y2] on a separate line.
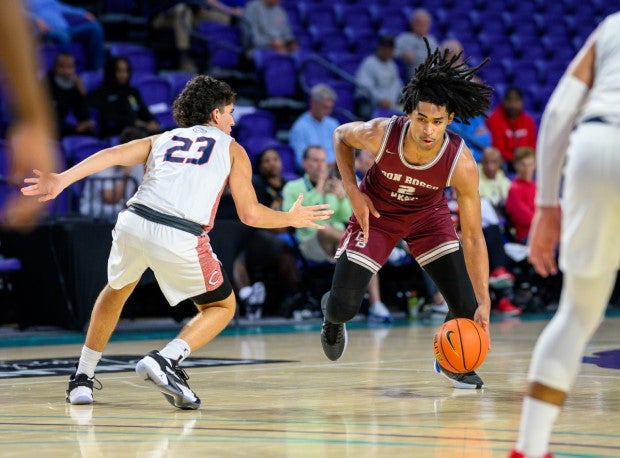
[443, 39, 491, 162]
[46, 52, 97, 138]
[90, 57, 160, 139]
[150, 1, 248, 72]
[79, 127, 146, 221]
[232, 146, 307, 319]
[151, 2, 199, 73]
[283, 145, 352, 263]
[485, 86, 537, 168]
[355, 35, 403, 119]
[354, 149, 374, 182]
[505, 146, 537, 244]
[242, 0, 297, 55]
[204, 0, 247, 25]
[353, 148, 393, 322]
[478, 146, 512, 211]
[289, 83, 340, 171]
[445, 187, 520, 316]
[25, 0, 105, 71]
[480, 197, 522, 316]
[394, 9, 439, 80]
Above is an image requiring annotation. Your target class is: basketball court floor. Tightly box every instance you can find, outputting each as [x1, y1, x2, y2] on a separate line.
[1, 314, 619, 457]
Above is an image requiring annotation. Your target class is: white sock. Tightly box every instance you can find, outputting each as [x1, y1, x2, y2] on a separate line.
[160, 338, 191, 363]
[76, 346, 102, 378]
[238, 286, 252, 301]
[516, 397, 560, 457]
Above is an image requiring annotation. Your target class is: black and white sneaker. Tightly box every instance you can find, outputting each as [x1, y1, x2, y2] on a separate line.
[66, 372, 102, 405]
[321, 320, 348, 361]
[434, 360, 484, 389]
[320, 294, 347, 361]
[135, 351, 201, 410]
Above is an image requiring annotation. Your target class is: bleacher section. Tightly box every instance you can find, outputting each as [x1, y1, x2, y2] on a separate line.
[0, 0, 617, 219]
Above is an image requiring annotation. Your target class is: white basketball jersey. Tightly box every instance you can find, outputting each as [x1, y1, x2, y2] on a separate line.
[127, 125, 233, 228]
[579, 12, 620, 124]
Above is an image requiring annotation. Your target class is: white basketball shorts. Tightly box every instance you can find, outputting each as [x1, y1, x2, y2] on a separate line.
[108, 210, 223, 305]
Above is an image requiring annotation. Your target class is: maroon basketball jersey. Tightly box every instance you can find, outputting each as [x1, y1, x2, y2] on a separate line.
[359, 115, 464, 218]
[337, 115, 465, 272]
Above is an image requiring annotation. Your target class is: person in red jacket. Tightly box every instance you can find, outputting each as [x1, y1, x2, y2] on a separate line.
[485, 87, 537, 169]
[505, 147, 536, 243]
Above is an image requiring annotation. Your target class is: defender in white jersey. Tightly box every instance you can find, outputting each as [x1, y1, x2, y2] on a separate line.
[510, 13, 620, 458]
[22, 75, 333, 410]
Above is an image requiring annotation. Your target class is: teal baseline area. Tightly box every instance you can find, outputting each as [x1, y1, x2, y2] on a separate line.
[1, 310, 618, 349]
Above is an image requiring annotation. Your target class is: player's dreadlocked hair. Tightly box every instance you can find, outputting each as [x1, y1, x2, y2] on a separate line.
[400, 38, 493, 123]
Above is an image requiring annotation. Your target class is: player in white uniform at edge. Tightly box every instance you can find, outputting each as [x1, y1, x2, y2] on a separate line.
[21, 75, 334, 410]
[510, 12, 620, 458]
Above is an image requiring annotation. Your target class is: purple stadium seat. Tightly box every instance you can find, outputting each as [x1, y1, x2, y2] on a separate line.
[254, 51, 299, 98]
[372, 7, 409, 36]
[299, 58, 333, 89]
[194, 21, 243, 70]
[299, 4, 339, 30]
[326, 52, 361, 76]
[163, 71, 194, 99]
[245, 136, 300, 177]
[108, 43, 157, 74]
[61, 136, 109, 166]
[372, 107, 404, 118]
[244, 136, 280, 160]
[133, 75, 173, 112]
[329, 79, 356, 113]
[336, 4, 375, 31]
[79, 70, 103, 93]
[234, 110, 277, 144]
[344, 27, 378, 56]
[309, 27, 350, 54]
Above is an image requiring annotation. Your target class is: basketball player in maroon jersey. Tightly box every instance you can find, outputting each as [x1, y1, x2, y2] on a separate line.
[321, 41, 493, 389]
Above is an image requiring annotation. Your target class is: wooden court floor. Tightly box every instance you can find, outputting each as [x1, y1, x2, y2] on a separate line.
[1, 316, 619, 457]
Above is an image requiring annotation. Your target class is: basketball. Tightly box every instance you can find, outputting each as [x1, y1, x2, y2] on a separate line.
[433, 318, 489, 373]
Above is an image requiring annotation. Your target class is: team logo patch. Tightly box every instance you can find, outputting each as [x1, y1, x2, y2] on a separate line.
[0, 355, 295, 379]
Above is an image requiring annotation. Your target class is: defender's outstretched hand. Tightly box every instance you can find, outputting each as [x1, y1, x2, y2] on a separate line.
[288, 193, 334, 229]
[21, 169, 66, 202]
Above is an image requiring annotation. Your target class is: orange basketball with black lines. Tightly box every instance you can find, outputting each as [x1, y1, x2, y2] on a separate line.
[433, 318, 489, 373]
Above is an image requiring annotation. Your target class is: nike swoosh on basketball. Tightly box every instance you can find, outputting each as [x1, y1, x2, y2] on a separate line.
[445, 330, 460, 356]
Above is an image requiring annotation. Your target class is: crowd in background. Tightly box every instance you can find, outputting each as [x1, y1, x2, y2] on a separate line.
[1, 0, 618, 323]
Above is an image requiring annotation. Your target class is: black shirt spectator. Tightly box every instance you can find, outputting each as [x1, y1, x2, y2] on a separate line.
[90, 57, 159, 138]
[46, 52, 96, 138]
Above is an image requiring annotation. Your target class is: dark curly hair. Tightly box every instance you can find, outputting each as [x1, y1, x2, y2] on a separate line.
[172, 75, 236, 128]
[400, 39, 493, 123]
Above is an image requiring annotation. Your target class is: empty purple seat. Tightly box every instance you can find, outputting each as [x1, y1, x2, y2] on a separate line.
[234, 110, 277, 144]
[336, 4, 375, 31]
[108, 43, 157, 74]
[133, 75, 173, 112]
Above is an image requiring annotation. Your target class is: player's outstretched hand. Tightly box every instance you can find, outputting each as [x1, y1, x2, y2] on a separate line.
[20, 169, 66, 202]
[288, 193, 334, 229]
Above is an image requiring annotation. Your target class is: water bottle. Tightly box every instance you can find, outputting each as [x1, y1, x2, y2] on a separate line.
[406, 290, 420, 320]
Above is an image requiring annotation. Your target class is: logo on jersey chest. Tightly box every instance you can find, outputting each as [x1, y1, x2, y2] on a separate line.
[381, 170, 439, 201]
